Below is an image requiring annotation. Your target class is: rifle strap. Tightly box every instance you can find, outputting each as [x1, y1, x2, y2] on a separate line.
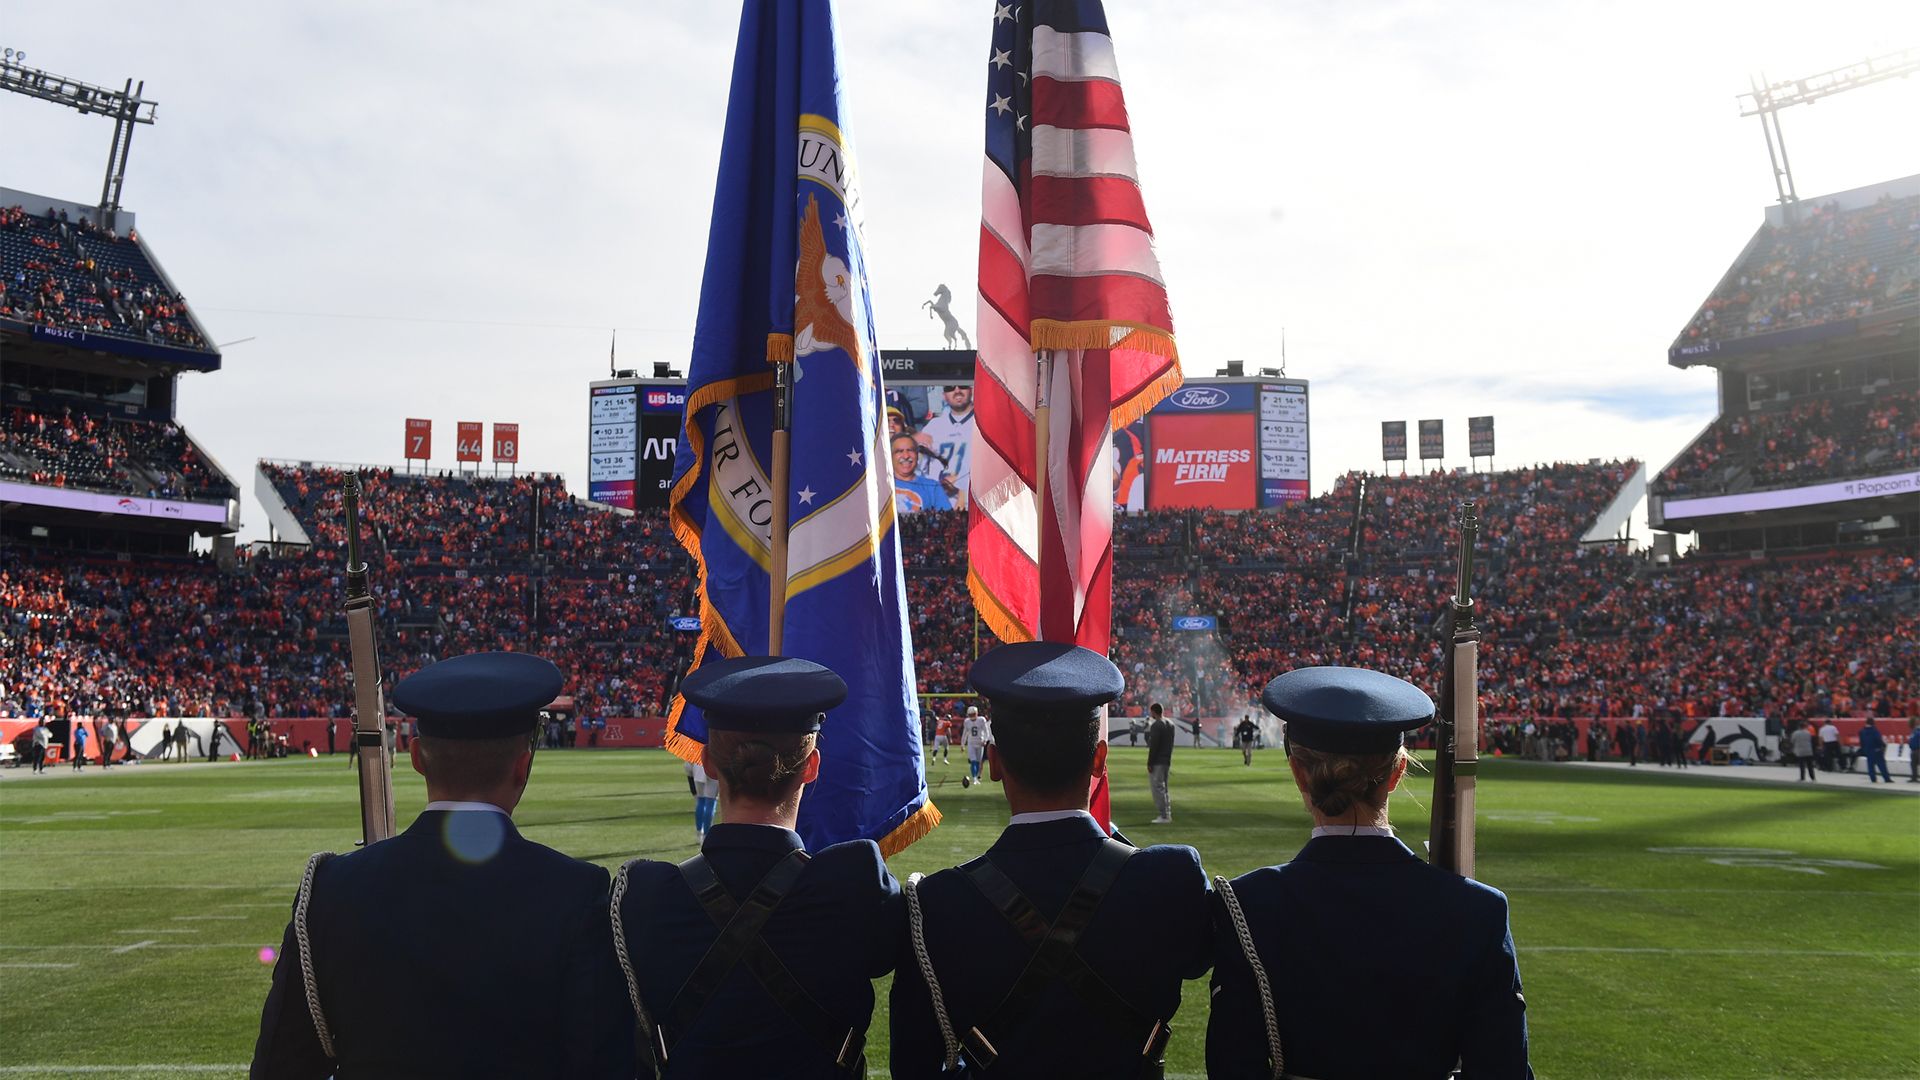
[1214, 876, 1283, 1080]
[293, 851, 337, 1061]
[664, 851, 862, 1071]
[958, 839, 1168, 1072]
[610, 860, 668, 1077]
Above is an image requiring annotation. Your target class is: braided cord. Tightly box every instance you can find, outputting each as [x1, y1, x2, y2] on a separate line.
[609, 859, 661, 1067]
[293, 852, 335, 1060]
[1214, 875, 1283, 1080]
[905, 872, 961, 1069]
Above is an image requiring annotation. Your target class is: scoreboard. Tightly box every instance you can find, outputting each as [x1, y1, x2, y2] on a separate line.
[587, 378, 684, 510]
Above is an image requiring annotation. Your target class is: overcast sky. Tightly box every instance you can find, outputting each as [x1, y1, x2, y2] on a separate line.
[6, 1, 1918, 541]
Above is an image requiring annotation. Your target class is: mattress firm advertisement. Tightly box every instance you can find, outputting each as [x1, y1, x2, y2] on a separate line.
[1121, 380, 1310, 511]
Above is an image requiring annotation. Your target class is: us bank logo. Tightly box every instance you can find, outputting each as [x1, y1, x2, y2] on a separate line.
[1167, 387, 1229, 410]
[645, 389, 686, 409]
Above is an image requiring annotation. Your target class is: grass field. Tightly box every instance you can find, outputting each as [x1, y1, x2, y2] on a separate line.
[1, 748, 1915, 1079]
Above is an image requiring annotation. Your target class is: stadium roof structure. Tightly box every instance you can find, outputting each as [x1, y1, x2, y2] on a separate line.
[1668, 174, 1920, 370]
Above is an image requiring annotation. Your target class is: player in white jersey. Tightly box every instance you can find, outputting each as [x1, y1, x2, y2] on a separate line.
[961, 705, 990, 787]
[918, 385, 974, 510]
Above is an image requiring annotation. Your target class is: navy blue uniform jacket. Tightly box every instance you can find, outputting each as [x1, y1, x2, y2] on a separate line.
[890, 814, 1212, 1079]
[615, 822, 902, 1078]
[251, 809, 633, 1079]
[1207, 835, 1532, 1079]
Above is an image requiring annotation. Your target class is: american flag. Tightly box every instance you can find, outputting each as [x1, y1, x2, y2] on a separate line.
[968, 0, 1181, 656]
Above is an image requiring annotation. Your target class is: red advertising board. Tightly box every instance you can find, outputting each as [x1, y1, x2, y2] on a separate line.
[1146, 413, 1257, 509]
[492, 422, 520, 463]
[404, 418, 432, 460]
[456, 421, 483, 463]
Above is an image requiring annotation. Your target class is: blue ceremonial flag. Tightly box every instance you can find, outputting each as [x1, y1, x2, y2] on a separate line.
[666, 0, 938, 854]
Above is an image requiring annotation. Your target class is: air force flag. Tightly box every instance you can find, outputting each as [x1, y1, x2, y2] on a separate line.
[666, 0, 938, 854]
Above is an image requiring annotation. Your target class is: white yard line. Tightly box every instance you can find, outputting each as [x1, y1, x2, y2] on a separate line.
[0, 1060, 251, 1068]
[1527, 946, 1917, 957]
[5, 943, 273, 950]
[173, 914, 247, 921]
[0, 962, 77, 969]
[115, 929, 200, 935]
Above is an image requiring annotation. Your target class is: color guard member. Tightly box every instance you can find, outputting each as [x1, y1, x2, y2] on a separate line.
[611, 656, 901, 1078]
[892, 642, 1212, 1078]
[1207, 667, 1532, 1079]
[250, 652, 632, 1079]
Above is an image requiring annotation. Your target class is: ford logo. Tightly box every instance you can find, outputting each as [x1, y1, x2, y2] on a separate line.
[1172, 616, 1215, 631]
[1169, 387, 1228, 409]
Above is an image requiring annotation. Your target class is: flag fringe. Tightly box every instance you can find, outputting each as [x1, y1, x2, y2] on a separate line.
[1110, 360, 1183, 433]
[767, 333, 795, 363]
[878, 799, 943, 858]
[664, 371, 774, 764]
[966, 565, 1032, 647]
[1029, 320, 1179, 360]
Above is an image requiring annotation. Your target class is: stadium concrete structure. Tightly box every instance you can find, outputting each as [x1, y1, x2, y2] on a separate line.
[1, 187, 238, 558]
[1651, 173, 1920, 555]
[4, 178, 1917, 774]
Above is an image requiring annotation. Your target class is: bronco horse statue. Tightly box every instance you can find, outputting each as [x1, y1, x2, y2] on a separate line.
[922, 284, 972, 350]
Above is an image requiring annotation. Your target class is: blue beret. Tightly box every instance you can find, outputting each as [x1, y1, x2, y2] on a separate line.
[392, 652, 564, 739]
[969, 642, 1124, 715]
[683, 655, 846, 734]
[1262, 667, 1434, 754]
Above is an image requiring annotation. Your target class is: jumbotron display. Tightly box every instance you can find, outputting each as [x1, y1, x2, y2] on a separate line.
[886, 373, 1310, 514]
[593, 361, 1309, 516]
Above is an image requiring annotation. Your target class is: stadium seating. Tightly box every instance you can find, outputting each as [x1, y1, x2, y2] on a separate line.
[0, 205, 209, 351]
[1674, 193, 1920, 348]
[0, 405, 236, 501]
[5, 459, 1915, 731]
[1654, 387, 1919, 496]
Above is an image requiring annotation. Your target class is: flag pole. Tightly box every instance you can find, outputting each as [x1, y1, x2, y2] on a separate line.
[1032, 348, 1053, 638]
[768, 355, 794, 653]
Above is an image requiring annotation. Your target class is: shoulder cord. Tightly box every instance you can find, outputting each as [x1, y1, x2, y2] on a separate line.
[1213, 875, 1283, 1080]
[609, 861, 663, 1072]
[905, 872, 961, 1070]
[294, 851, 336, 1060]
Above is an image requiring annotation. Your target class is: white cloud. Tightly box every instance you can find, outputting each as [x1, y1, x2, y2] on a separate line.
[3, 0, 1915, 538]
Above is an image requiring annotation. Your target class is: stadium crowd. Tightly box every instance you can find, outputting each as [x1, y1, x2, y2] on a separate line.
[1673, 193, 1920, 347]
[4, 460, 1915, 742]
[1, 205, 209, 350]
[0, 405, 236, 500]
[1656, 387, 1919, 495]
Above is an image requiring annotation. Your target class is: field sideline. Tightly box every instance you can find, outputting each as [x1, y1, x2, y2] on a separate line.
[1, 748, 1915, 1079]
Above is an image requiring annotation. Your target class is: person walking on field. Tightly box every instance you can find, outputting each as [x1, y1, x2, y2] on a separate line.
[1818, 719, 1841, 772]
[72, 722, 89, 770]
[160, 723, 174, 762]
[30, 720, 50, 773]
[1858, 718, 1892, 783]
[1790, 723, 1819, 782]
[1146, 702, 1175, 824]
[1236, 714, 1258, 766]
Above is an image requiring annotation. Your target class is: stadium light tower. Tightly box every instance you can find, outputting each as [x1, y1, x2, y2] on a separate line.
[1738, 48, 1920, 211]
[0, 47, 158, 228]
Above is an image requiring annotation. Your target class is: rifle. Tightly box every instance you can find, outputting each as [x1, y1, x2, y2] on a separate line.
[342, 475, 396, 845]
[1427, 500, 1480, 877]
